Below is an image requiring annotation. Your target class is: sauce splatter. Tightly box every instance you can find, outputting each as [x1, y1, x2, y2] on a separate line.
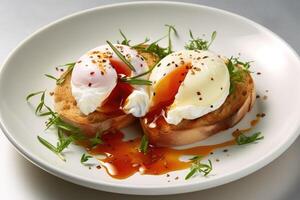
[82, 116, 261, 179]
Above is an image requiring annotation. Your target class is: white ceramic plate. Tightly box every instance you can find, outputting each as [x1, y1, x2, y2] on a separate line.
[1, 1, 300, 195]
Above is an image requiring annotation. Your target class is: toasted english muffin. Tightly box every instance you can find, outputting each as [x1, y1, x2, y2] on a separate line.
[140, 70, 255, 146]
[54, 50, 158, 136]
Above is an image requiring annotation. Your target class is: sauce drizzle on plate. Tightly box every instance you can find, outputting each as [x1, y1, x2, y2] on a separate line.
[83, 116, 261, 179]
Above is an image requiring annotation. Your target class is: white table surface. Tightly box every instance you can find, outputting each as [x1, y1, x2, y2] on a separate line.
[0, 0, 299, 199]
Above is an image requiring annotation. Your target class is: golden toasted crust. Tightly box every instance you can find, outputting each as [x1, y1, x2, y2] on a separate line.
[141, 72, 255, 146]
[54, 50, 159, 136]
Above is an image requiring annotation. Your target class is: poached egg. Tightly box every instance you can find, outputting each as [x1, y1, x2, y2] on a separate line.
[148, 50, 230, 125]
[71, 44, 150, 117]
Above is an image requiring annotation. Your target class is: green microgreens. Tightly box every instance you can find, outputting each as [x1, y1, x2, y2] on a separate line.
[120, 77, 152, 85]
[27, 90, 87, 161]
[37, 135, 74, 161]
[118, 29, 151, 48]
[56, 62, 76, 85]
[26, 90, 47, 115]
[236, 132, 264, 145]
[118, 29, 131, 45]
[226, 57, 252, 94]
[89, 131, 103, 147]
[165, 24, 178, 54]
[26, 91, 45, 101]
[185, 30, 217, 51]
[106, 40, 136, 72]
[44, 74, 59, 82]
[80, 153, 93, 164]
[130, 37, 151, 48]
[185, 157, 212, 180]
[133, 25, 177, 60]
[139, 134, 149, 154]
[44, 62, 76, 85]
[115, 26, 177, 84]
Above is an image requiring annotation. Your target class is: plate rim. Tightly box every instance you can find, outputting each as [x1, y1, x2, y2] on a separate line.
[0, 1, 300, 195]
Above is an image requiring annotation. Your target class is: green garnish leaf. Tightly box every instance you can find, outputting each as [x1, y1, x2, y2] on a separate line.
[44, 74, 59, 81]
[226, 57, 252, 94]
[31, 90, 46, 115]
[118, 29, 131, 45]
[106, 40, 136, 72]
[37, 136, 59, 154]
[139, 134, 149, 154]
[165, 24, 178, 54]
[80, 153, 93, 164]
[236, 132, 264, 145]
[89, 131, 103, 147]
[133, 25, 177, 60]
[185, 157, 212, 180]
[120, 77, 152, 85]
[26, 90, 45, 101]
[56, 135, 74, 153]
[208, 31, 217, 48]
[185, 168, 198, 180]
[185, 30, 216, 51]
[37, 135, 74, 161]
[131, 37, 151, 48]
[56, 62, 76, 85]
[28, 88, 86, 162]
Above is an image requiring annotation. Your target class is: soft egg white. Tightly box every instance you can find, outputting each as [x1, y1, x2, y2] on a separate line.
[149, 50, 230, 125]
[71, 44, 150, 116]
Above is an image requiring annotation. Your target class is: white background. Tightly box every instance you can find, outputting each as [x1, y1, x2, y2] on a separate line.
[0, 0, 299, 199]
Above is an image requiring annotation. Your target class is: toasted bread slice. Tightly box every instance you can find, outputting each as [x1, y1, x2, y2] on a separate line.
[141, 72, 255, 146]
[54, 51, 158, 136]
